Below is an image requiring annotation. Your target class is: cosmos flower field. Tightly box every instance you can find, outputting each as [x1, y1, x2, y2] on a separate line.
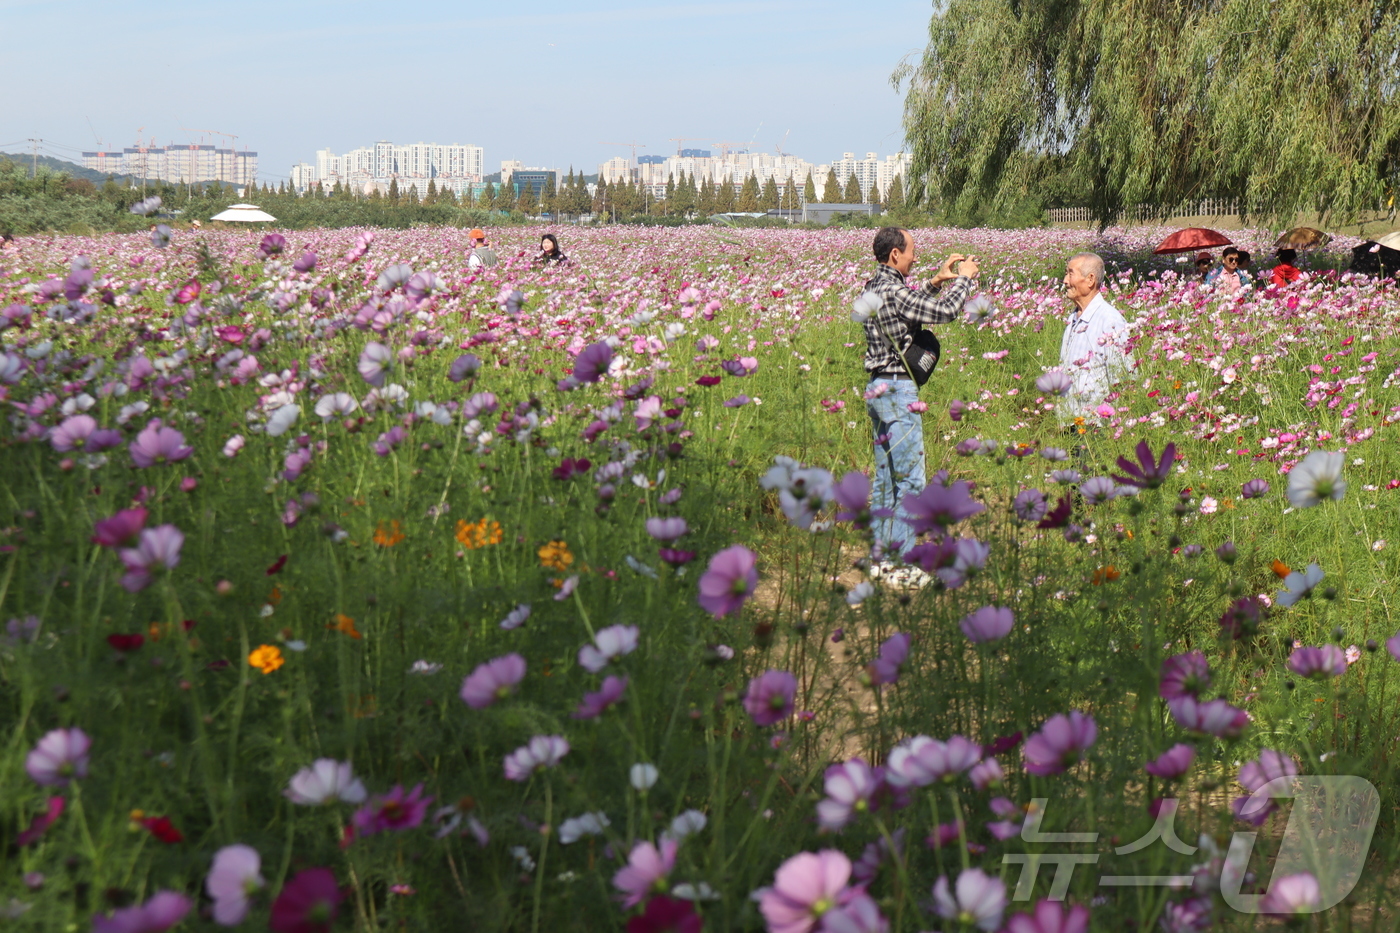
[3, 221, 1400, 932]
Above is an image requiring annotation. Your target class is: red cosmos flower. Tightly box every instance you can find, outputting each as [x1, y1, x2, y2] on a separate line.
[141, 816, 184, 844]
[628, 896, 701, 933]
[266, 554, 288, 576]
[270, 868, 344, 933]
[107, 633, 145, 653]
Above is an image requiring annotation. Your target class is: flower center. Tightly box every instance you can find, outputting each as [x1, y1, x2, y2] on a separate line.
[730, 578, 749, 596]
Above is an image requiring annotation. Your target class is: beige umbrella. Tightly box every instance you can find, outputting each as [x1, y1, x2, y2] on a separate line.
[1274, 227, 1330, 249]
[1376, 231, 1400, 250]
[210, 203, 277, 222]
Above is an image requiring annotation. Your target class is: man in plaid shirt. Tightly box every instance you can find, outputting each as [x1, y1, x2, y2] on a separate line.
[857, 227, 978, 583]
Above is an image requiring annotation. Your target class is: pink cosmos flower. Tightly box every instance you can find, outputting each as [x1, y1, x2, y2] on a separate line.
[743, 669, 797, 726]
[886, 735, 982, 787]
[503, 735, 570, 781]
[1241, 478, 1270, 499]
[1258, 872, 1321, 915]
[1233, 748, 1299, 825]
[93, 891, 191, 933]
[1287, 645, 1348, 679]
[866, 632, 910, 685]
[949, 398, 967, 421]
[352, 783, 434, 836]
[357, 342, 393, 387]
[1023, 711, 1097, 775]
[1387, 630, 1400, 662]
[129, 420, 192, 467]
[1168, 696, 1249, 738]
[960, 606, 1014, 643]
[821, 893, 888, 933]
[118, 524, 184, 592]
[50, 414, 97, 452]
[459, 653, 527, 708]
[816, 758, 880, 831]
[932, 867, 1007, 931]
[206, 844, 266, 926]
[572, 675, 628, 719]
[697, 545, 758, 618]
[16, 796, 65, 846]
[1003, 898, 1091, 933]
[1035, 370, 1074, 396]
[26, 727, 90, 786]
[269, 867, 343, 933]
[613, 837, 678, 908]
[758, 849, 852, 933]
[92, 508, 147, 548]
[968, 757, 1004, 790]
[1159, 651, 1211, 699]
[645, 517, 688, 541]
[1144, 744, 1196, 780]
[578, 625, 639, 672]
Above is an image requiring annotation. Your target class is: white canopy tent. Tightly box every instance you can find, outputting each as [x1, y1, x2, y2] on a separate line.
[1377, 231, 1400, 250]
[209, 203, 277, 222]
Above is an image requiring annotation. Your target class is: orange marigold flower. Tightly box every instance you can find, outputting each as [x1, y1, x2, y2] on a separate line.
[267, 585, 283, 606]
[327, 613, 362, 639]
[1271, 559, 1291, 579]
[373, 520, 405, 547]
[455, 518, 504, 550]
[538, 539, 574, 572]
[1091, 565, 1120, 585]
[248, 644, 284, 674]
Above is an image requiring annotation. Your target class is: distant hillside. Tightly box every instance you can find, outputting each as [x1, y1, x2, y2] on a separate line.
[0, 151, 158, 186]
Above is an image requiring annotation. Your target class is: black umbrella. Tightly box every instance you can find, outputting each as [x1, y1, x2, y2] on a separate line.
[1349, 241, 1400, 278]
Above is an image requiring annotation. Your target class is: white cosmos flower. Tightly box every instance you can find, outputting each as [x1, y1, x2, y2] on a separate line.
[662, 809, 707, 842]
[557, 811, 610, 844]
[1286, 451, 1346, 508]
[266, 404, 300, 437]
[629, 763, 659, 790]
[578, 625, 639, 673]
[284, 759, 367, 805]
[850, 290, 880, 324]
[315, 393, 358, 420]
[1277, 563, 1325, 607]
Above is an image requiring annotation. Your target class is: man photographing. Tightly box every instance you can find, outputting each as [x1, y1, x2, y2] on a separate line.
[857, 227, 979, 579]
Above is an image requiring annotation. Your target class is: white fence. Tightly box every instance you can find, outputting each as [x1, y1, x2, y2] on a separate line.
[1047, 199, 1242, 224]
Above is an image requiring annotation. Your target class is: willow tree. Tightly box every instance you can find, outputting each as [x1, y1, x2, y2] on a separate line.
[896, 0, 1400, 224]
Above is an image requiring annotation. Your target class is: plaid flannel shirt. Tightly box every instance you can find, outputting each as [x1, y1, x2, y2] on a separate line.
[862, 264, 974, 376]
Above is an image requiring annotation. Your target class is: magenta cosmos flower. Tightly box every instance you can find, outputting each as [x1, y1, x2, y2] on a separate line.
[1287, 645, 1347, 679]
[92, 507, 147, 548]
[459, 653, 527, 709]
[932, 867, 1008, 931]
[960, 606, 1014, 644]
[93, 891, 191, 933]
[1113, 439, 1177, 490]
[867, 632, 910, 685]
[613, 837, 678, 908]
[697, 544, 758, 618]
[816, 758, 880, 831]
[901, 480, 984, 535]
[572, 675, 628, 719]
[118, 524, 184, 592]
[829, 471, 879, 528]
[269, 867, 343, 933]
[26, 727, 90, 786]
[1144, 744, 1196, 780]
[503, 735, 569, 781]
[1023, 711, 1097, 775]
[743, 669, 797, 726]
[206, 844, 266, 926]
[1003, 898, 1090, 933]
[1159, 651, 1211, 699]
[758, 849, 852, 933]
[129, 420, 192, 467]
[1168, 696, 1249, 738]
[572, 340, 614, 383]
[352, 783, 433, 836]
[17, 796, 65, 846]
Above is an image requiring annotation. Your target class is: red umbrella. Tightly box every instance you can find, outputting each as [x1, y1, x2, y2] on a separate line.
[1152, 228, 1233, 255]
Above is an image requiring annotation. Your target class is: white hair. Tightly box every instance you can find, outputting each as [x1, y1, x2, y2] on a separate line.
[1069, 252, 1105, 285]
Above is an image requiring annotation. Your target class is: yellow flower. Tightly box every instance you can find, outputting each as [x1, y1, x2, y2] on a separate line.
[373, 520, 405, 547]
[455, 518, 504, 550]
[327, 613, 362, 639]
[538, 539, 574, 572]
[248, 644, 284, 674]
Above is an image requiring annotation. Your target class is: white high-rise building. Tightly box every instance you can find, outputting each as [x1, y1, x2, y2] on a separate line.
[81, 143, 257, 187]
[601, 147, 904, 203]
[292, 140, 485, 195]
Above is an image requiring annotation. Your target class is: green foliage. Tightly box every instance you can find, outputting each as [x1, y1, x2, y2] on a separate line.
[842, 172, 862, 203]
[736, 174, 761, 212]
[821, 169, 842, 203]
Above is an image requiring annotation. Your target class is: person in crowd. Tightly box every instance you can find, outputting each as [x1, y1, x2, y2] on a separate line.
[1193, 251, 1213, 281]
[466, 228, 498, 270]
[537, 233, 567, 264]
[1205, 246, 1250, 294]
[859, 226, 978, 584]
[1237, 249, 1255, 282]
[1271, 248, 1303, 286]
[0, 233, 16, 251]
[1060, 252, 1131, 427]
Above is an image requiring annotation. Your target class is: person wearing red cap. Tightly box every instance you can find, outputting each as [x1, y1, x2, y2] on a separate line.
[1192, 251, 1213, 281]
[467, 229, 498, 270]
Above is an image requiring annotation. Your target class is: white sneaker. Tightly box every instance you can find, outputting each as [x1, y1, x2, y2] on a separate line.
[868, 561, 930, 589]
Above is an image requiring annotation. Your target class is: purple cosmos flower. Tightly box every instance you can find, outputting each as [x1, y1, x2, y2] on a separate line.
[50, 414, 97, 452]
[93, 890, 192, 933]
[293, 251, 317, 273]
[459, 653, 527, 709]
[448, 353, 481, 382]
[1168, 696, 1249, 738]
[357, 342, 393, 387]
[17, 796, 65, 846]
[573, 675, 628, 719]
[1114, 439, 1177, 489]
[724, 395, 751, 408]
[867, 632, 911, 685]
[1145, 744, 1196, 779]
[613, 838, 678, 908]
[1287, 645, 1347, 679]
[1387, 630, 1400, 662]
[902, 480, 985, 535]
[1219, 596, 1264, 639]
[1023, 711, 1097, 775]
[697, 544, 758, 618]
[1050, 469, 1081, 485]
[887, 735, 982, 787]
[269, 868, 343, 933]
[1215, 541, 1237, 563]
[86, 428, 122, 452]
[968, 756, 1004, 790]
[743, 670, 797, 726]
[1159, 897, 1213, 932]
[1035, 370, 1075, 396]
[578, 625, 639, 672]
[1258, 873, 1321, 915]
[932, 868, 1008, 931]
[1239, 749, 1297, 798]
[572, 340, 613, 383]
[117, 524, 183, 592]
[92, 508, 147, 548]
[934, 538, 989, 588]
[1241, 478, 1270, 499]
[1012, 488, 1047, 523]
[1159, 651, 1211, 699]
[720, 356, 759, 377]
[1003, 899, 1090, 933]
[949, 398, 967, 421]
[259, 233, 287, 256]
[645, 517, 688, 541]
[960, 606, 1014, 644]
[1079, 476, 1119, 505]
[206, 844, 266, 926]
[129, 421, 192, 467]
[758, 849, 852, 933]
[659, 547, 696, 567]
[376, 263, 413, 292]
[830, 471, 879, 528]
[352, 783, 433, 836]
[503, 735, 569, 781]
[817, 758, 880, 831]
[852, 828, 904, 885]
[284, 759, 367, 805]
[821, 892, 886, 933]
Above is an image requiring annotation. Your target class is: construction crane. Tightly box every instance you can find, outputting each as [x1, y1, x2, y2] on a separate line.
[667, 137, 708, 156]
[180, 127, 241, 185]
[711, 141, 745, 159]
[598, 141, 646, 164]
[775, 129, 791, 158]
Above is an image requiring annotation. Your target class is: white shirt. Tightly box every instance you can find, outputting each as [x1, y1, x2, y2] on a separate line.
[1059, 293, 1130, 421]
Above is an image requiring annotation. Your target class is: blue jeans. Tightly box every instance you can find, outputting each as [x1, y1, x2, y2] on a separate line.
[866, 377, 925, 552]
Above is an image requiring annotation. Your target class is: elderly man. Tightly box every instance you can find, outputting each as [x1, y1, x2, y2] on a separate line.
[467, 228, 498, 270]
[1059, 252, 1130, 427]
[859, 226, 978, 578]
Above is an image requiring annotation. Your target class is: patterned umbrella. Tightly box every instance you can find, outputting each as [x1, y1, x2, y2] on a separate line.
[1274, 227, 1330, 249]
[1152, 228, 1232, 255]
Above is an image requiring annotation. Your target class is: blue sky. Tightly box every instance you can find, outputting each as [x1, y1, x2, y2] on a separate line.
[2, 0, 934, 182]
